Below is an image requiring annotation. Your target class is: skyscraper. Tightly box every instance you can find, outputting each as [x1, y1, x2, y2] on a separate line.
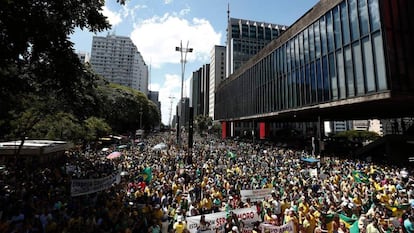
[209, 45, 226, 120]
[226, 18, 287, 77]
[90, 34, 148, 94]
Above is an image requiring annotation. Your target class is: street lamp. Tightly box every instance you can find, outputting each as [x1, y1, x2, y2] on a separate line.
[175, 40, 193, 146]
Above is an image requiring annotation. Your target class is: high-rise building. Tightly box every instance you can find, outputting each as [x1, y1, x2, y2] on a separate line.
[209, 45, 226, 120]
[76, 52, 90, 64]
[226, 18, 287, 77]
[90, 35, 148, 94]
[191, 64, 210, 117]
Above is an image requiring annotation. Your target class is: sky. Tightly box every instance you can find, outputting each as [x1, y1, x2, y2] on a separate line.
[70, 0, 319, 126]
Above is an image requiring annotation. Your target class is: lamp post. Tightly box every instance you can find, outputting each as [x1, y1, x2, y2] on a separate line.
[175, 40, 193, 146]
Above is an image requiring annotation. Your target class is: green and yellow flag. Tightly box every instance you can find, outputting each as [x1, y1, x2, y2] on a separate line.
[352, 171, 369, 183]
[141, 167, 153, 184]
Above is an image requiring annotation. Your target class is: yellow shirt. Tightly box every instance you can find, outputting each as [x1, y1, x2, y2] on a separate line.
[173, 222, 187, 233]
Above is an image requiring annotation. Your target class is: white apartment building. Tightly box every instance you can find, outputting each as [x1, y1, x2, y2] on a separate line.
[76, 52, 90, 64]
[90, 35, 148, 94]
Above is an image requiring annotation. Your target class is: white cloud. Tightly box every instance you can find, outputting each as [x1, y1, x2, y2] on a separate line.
[152, 74, 182, 125]
[130, 11, 222, 125]
[130, 13, 222, 68]
[101, 6, 122, 26]
[164, 0, 173, 4]
[121, 3, 147, 22]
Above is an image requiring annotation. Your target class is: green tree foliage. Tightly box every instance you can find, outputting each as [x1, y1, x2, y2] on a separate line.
[194, 115, 212, 135]
[84, 117, 112, 142]
[0, 0, 161, 144]
[95, 83, 160, 133]
[30, 112, 84, 141]
[0, 0, 111, 139]
[334, 130, 380, 142]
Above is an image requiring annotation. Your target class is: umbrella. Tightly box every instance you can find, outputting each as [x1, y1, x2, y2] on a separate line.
[101, 147, 109, 152]
[107, 151, 122, 159]
[152, 143, 167, 151]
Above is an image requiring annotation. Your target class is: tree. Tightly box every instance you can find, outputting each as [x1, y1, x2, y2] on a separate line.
[194, 115, 212, 135]
[334, 130, 380, 142]
[30, 112, 84, 141]
[0, 0, 115, 140]
[83, 117, 111, 142]
[95, 83, 160, 134]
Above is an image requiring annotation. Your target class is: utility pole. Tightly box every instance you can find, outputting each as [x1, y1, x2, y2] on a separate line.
[175, 40, 193, 146]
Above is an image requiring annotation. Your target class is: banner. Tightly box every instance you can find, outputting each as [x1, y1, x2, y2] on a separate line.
[186, 207, 260, 233]
[260, 221, 294, 233]
[71, 172, 121, 197]
[240, 188, 273, 202]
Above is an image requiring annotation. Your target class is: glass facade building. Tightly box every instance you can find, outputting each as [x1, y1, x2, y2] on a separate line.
[216, 0, 414, 122]
[226, 18, 287, 77]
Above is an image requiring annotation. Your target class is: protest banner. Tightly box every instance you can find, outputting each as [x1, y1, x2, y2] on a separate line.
[240, 188, 273, 202]
[71, 172, 121, 197]
[260, 221, 294, 233]
[186, 207, 260, 233]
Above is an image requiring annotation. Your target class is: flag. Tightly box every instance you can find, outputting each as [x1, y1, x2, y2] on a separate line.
[339, 214, 358, 228]
[352, 171, 369, 183]
[141, 167, 153, 184]
[384, 203, 411, 218]
[227, 151, 236, 159]
[349, 220, 359, 233]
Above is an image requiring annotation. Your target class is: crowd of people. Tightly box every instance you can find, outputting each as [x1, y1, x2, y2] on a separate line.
[0, 132, 413, 233]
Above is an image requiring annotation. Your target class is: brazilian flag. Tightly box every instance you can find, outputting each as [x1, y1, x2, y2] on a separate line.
[352, 171, 369, 184]
[227, 151, 236, 159]
[384, 203, 411, 218]
[321, 213, 359, 233]
[141, 167, 153, 184]
[339, 214, 358, 228]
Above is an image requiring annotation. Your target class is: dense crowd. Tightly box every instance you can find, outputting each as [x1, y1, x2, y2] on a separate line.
[0, 132, 413, 233]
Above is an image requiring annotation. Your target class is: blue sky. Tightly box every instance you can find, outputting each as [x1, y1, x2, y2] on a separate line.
[70, 0, 319, 125]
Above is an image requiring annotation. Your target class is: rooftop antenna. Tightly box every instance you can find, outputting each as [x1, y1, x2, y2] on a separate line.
[227, 2, 230, 22]
[226, 2, 230, 45]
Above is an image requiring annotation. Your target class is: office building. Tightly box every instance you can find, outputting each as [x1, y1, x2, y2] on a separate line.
[191, 64, 210, 117]
[226, 18, 287, 77]
[216, 0, 414, 139]
[90, 35, 148, 94]
[209, 45, 226, 120]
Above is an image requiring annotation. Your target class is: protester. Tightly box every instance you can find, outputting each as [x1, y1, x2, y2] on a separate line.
[0, 131, 413, 233]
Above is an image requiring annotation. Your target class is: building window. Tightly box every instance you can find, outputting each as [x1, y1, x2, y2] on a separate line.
[362, 37, 376, 92]
[368, 0, 381, 31]
[358, 0, 370, 36]
[372, 32, 387, 90]
[352, 41, 365, 95]
[341, 2, 351, 45]
[344, 46, 355, 97]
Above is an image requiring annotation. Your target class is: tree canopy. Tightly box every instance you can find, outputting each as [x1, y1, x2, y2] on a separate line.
[0, 0, 160, 144]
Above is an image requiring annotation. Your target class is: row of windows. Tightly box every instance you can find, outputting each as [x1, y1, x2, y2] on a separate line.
[231, 24, 284, 40]
[216, 0, 387, 120]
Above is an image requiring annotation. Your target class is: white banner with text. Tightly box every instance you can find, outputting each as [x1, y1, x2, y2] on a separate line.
[71, 172, 121, 197]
